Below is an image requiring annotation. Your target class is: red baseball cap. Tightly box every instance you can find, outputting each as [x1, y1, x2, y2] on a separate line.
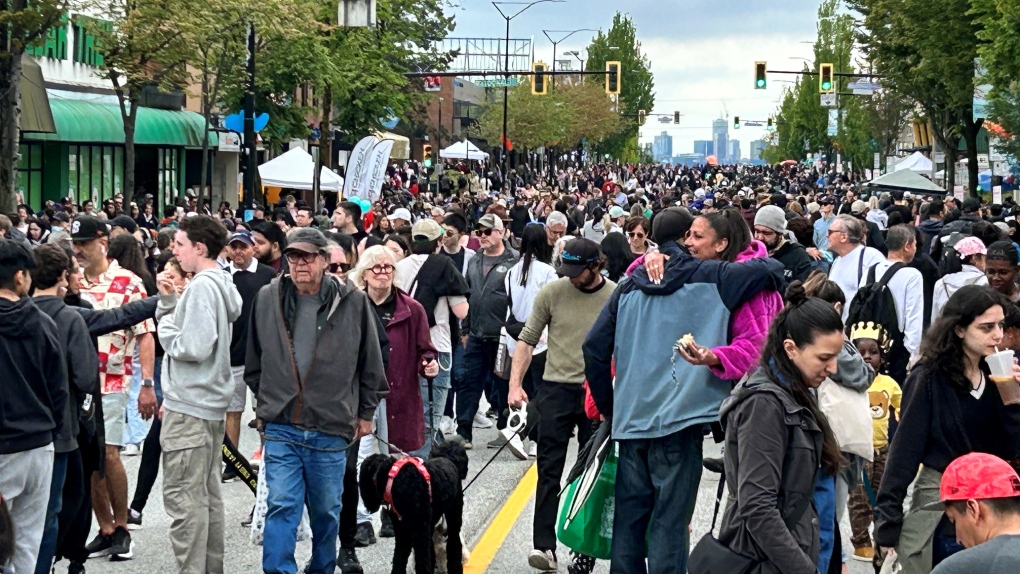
[923, 453, 1020, 510]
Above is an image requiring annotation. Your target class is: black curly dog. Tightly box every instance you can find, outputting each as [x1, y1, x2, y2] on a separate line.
[360, 441, 469, 574]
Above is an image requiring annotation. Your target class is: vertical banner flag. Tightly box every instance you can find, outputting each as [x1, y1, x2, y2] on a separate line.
[342, 136, 378, 198]
[358, 139, 394, 202]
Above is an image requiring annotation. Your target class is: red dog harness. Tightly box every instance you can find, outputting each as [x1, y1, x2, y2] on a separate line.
[383, 456, 432, 520]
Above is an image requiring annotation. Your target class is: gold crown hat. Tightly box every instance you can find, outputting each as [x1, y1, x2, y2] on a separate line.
[850, 321, 891, 353]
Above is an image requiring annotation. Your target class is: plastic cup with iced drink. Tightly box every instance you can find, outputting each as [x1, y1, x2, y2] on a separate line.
[986, 349, 1020, 405]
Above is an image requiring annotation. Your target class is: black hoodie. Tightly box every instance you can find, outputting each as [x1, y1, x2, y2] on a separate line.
[0, 296, 68, 454]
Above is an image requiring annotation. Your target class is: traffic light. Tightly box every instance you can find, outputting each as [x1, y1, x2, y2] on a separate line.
[767, 117, 773, 129]
[754, 61, 767, 89]
[673, 111, 680, 124]
[733, 116, 740, 130]
[605, 61, 621, 95]
[638, 109, 646, 126]
[422, 144, 433, 168]
[819, 63, 834, 93]
[532, 61, 547, 95]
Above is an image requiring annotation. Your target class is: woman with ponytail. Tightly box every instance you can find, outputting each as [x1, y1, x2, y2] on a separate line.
[710, 282, 846, 574]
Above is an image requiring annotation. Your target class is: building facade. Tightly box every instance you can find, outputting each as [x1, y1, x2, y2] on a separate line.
[712, 119, 728, 162]
[749, 139, 766, 162]
[653, 131, 673, 163]
[694, 140, 714, 157]
[729, 140, 741, 163]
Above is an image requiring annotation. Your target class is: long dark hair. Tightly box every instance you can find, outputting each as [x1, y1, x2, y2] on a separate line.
[600, 232, 634, 282]
[919, 284, 1004, 391]
[518, 224, 552, 285]
[760, 281, 845, 476]
[701, 208, 751, 262]
[108, 233, 156, 296]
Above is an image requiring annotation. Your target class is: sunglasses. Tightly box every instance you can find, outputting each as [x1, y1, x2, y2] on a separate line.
[627, 232, 646, 239]
[369, 264, 395, 275]
[329, 262, 351, 274]
[476, 228, 496, 237]
[285, 252, 321, 265]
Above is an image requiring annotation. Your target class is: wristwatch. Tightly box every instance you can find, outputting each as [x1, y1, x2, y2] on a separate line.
[141, 379, 155, 388]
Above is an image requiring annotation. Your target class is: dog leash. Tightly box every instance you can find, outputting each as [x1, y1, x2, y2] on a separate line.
[462, 423, 528, 493]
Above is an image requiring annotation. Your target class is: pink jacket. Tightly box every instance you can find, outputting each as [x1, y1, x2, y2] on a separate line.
[709, 240, 784, 380]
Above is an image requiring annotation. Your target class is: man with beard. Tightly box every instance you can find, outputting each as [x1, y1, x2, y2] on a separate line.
[250, 221, 288, 276]
[753, 206, 813, 283]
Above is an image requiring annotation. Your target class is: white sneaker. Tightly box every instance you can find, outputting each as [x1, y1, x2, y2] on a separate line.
[528, 549, 558, 572]
[472, 413, 493, 429]
[528, 442, 538, 458]
[440, 416, 457, 435]
[122, 444, 140, 457]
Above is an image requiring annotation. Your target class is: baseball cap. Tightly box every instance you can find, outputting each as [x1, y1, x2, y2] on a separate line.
[52, 211, 70, 223]
[387, 208, 412, 222]
[851, 200, 868, 215]
[229, 230, 255, 246]
[476, 213, 504, 231]
[70, 216, 109, 242]
[110, 214, 137, 233]
[921, 452, 1020, 510]
[962, 197, 981, 213]
[283, 227, 328, 255]
[608, 206, 627, 219]
[651, 207, 694, 244]
[955, 236, 988, 258]
[818, 196, 834, 206]
[754, 205, 787, 233]
[556, 238, 601, 279]
[411, 218, 444, 241]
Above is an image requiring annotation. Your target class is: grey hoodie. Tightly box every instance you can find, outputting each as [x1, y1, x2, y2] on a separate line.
[157, 268, 243, 420]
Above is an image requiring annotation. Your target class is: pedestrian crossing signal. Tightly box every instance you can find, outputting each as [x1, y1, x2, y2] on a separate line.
[532, 62, 547, 95]
[605, 61, 620, 95]
[755, 61, 767, 89]
[819, 63, 834, 93]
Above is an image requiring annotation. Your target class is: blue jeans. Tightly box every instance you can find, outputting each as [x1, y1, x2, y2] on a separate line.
[814, 471, 836, 573]
[455, 336, 505, 441]
[420, 351, 452, 448]
[611, 427, 703, 574]
[263, 424, 348, 574]
[124, 348, 148, 445]
[34, 450, 68, 574]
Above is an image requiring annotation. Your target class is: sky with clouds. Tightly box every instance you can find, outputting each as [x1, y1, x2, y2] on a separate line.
[445, 0, 825, 158]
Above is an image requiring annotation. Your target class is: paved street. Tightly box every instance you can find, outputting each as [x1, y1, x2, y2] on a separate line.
[76, 410, 872, 574]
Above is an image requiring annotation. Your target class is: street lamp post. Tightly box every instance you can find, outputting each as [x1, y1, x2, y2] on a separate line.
[542, 28, 595, 89]
[493, 0, 564, 181]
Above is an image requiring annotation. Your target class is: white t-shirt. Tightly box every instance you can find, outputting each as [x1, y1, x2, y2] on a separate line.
[855, 259, 925, 362]
[829, 245, 885, 322]
[502, 259, 558, 356]
[394, 255, 467, 354]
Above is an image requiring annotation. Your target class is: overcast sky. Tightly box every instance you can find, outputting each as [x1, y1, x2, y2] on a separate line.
[446, 0, 823, 158]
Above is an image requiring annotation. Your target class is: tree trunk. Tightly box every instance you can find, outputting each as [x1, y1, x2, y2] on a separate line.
[962, 116, 983, 198]
[0, 50, 24, 214]
[199, 72, 211, 209]
[320, 85, 332, 170]
[123, 100, 138, 205]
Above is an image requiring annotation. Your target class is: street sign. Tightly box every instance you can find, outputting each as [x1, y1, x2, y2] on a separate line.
[657, 116, 671, 123]
[847, 81, 878, 95]
[978, 154, 990, 169]
[476, 78, 520, 88]
[820, 93, 836, 108]
[994, 185, 1003, 204]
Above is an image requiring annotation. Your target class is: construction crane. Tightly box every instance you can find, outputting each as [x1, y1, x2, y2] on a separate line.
[720, 100, 729, 120]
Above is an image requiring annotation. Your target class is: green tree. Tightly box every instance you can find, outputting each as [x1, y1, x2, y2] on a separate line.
[0, 0, 72, 213]
[971, 0, 1020, 172]
[583, 12, 654, 161]
[475, 82, 566, 150]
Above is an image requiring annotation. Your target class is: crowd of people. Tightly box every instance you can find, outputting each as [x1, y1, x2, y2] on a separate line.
[1, 157, 1020, 574]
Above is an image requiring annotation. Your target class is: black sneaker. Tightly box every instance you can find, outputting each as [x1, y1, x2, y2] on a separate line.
[702, 457, 724, 474]
[85, 533, 113, 558]
[68, 562, 86, 574]
[379, 510, 395, 538]
[353, 522, 376, 547]
[221, 465, 239, 483]
[108, 527, 133, 560]
[241, 506, 254, 528]
[337, 547, 364, 574]
[127, 509, 143, 530]
[567, 551, 596, 574]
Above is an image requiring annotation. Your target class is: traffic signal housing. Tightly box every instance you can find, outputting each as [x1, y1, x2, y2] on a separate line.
[754, 61, 767, 89]
[733, 116, 740, 130]
[605, 61, 621, 95]
[674, 111, 680, 124]
[422, 144, 433, 168]
[638, 109, 646, 126]
[767, 117, 773, 129]
[532, 61, 547, 95]
[819, 63, 834, 93]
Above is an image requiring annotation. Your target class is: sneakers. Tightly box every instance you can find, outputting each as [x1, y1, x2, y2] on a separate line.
[853, 547, 875, 561]
[85, 533, 113, 558]
[528, 442, 538, 458]
[567, 551, 596, 574]
[337, 547, 364, 574]
[353, 522, 376, 547]
[250, 447, 263, 470]
[221, 465, 239, 483]
[506, 434, 527, 461]
[127, 509, 143, 530]
[473, 412, 493, 429]
[487, 436, 509, 449]
[439, 416, 457, 435]
[241, 506, 254, 528]
[528, 549, 558, 572]
[108, 527, 133, 560]
[379, 510, 395, 538]
[454, 434, 473, 450]
[122, 443, 140, 457]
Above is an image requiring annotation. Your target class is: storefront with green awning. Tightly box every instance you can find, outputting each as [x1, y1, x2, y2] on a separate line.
[19, 93, 217, 211]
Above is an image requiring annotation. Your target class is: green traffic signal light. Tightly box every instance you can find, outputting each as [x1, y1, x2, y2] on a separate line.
[821, 80, 832, 90]
[756, 78, 766, 88]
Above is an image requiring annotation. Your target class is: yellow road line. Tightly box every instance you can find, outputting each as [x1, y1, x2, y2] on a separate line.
[463, 462, 538, 573]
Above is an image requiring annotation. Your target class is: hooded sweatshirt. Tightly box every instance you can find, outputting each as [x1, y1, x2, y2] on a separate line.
[157, 267, 243, 421]
[0, 297, 68, 454]
[931, 265, 988, 324]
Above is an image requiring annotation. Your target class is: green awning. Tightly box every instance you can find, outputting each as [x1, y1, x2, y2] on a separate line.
[20, 54, 55, 133]
[24, 97, 217, 147]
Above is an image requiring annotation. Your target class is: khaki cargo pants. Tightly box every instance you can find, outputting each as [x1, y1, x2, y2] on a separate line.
[160, 410, 226, 574]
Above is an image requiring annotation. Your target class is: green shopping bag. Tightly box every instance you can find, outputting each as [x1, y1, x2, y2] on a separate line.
[556, 432, 617, 560]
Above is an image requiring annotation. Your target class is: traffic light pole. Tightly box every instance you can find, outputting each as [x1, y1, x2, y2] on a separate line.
[243, 22, 257, 210]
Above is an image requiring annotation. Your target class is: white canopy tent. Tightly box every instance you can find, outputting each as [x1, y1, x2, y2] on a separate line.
[439, 139, 489, 161]
[258, 147, 344, 191]
[893, 151, 934, 173]
[866, 168, 945, 195]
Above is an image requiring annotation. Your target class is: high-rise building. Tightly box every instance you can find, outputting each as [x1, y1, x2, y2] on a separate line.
[729, 140, 741, 163]
[694, 140, 714, 157]
[712, 119, 729, 162]
[749, 140, 766, 161]
[653, 131, 673, 162]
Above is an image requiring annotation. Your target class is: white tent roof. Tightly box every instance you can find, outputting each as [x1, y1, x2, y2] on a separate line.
[258, 147, 343, 191]
[376, 131, 409, 160]
[439, 139, 489, 161]
[866, 168, 945, 194]
[893, 151, 934, 173]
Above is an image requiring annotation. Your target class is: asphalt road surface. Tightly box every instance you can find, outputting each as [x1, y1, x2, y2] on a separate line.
[74, 409, 873, 574]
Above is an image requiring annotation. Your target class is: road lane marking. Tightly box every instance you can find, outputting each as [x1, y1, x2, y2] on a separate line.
[464, 462, 538, 573]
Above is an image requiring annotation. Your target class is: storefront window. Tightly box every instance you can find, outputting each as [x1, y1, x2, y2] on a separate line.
[157, 148, 178, 207]
[17, 144, 43, 209]
[68, 144, 124, 207]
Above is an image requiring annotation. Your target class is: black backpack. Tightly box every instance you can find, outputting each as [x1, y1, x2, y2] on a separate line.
[845, 262, 909, 383]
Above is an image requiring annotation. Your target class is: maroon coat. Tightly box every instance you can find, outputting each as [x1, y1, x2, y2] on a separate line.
[383, 290, 437, 453]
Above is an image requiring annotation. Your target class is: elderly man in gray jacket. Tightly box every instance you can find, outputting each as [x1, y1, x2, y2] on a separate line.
[245, 227, 388, 574]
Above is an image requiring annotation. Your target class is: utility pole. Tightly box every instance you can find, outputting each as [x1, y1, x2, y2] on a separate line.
[243, 23, 257, 209]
